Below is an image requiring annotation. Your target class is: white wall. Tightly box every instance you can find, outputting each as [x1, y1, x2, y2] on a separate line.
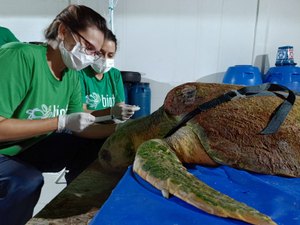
[253, 0, 300, 74]
[1, 0, 300, 111]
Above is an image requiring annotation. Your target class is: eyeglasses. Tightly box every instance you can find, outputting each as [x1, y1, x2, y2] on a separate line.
[70, 28, 103, 60]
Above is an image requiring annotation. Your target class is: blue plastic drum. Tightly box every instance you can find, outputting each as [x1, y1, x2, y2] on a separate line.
[222, 65, 262, 86]
[123, 83, 132, 104]
[129, 82, 151, 119]
[264, 66, 300, 92]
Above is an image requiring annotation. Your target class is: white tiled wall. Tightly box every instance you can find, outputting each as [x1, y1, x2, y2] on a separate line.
[33, 171, 67, 216]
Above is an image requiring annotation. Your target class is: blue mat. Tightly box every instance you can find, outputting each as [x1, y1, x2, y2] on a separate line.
[90, 165, 300, 225]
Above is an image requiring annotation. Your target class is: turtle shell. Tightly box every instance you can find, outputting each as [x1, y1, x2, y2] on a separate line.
[163, 82, 300, 177]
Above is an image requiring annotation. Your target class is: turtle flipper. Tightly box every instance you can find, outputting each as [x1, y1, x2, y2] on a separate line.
[133, 139, 277, 225]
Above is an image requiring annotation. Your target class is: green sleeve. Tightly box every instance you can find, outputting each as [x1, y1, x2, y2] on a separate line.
[0, 44, 33, 118]
[0, 27, 19, 46]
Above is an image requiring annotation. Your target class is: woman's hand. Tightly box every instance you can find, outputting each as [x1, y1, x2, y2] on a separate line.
[110, 103, 140, 121]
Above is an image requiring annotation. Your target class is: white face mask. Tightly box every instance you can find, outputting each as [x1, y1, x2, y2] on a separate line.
[104, 58, 115, 73]
[92, 58, 114, 74]
[59, 41, 96, 71]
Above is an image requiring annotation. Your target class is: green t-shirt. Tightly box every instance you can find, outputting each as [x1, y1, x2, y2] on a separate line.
[79, 67, 125, 110]
[0, 26, 19, 46]
[0, 42, 83, 155]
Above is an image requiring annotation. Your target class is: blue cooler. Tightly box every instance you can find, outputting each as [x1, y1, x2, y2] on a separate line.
[264, 66, 300, 92]
[223, 65, 262, 86]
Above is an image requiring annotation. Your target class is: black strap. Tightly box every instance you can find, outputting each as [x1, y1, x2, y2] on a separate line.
[164, 83, 295, 138]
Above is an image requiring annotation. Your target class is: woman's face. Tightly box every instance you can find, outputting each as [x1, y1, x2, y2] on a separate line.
[61, 25, 105, 58]
[100, 39, 116, 59]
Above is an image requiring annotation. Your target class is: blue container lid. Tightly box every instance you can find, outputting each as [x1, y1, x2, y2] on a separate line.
[223, 65, 262, 86]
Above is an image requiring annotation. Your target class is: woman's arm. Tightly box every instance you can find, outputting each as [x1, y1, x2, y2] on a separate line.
[82, 103, 111, 117]
[0, 116, 58, 142]
[75, 123, 116, 139]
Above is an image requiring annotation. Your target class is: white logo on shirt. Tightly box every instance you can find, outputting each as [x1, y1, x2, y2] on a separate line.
[86, 92, 116, 109]
[26, 104, 67, 119]
[86, 93, 101, 109]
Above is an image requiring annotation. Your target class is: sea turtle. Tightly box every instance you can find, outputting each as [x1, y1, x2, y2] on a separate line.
[98, 82, 300, 225]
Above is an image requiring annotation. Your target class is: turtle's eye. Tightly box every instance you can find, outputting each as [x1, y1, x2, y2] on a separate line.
[99, 149, 112, 162]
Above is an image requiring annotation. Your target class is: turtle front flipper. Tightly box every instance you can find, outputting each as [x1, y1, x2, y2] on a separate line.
[133, 139, 277, 225]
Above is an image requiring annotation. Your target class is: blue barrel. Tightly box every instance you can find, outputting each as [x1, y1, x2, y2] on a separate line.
[123, 83, 132, 104]
[264, 66, 300, 92]
[223, 65, 262, 86]
[129, 82, 151, 119]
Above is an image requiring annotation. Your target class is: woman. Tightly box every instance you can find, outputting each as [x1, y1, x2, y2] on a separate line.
[79, 29, 139, 121]
[0, 5, 113, 225]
